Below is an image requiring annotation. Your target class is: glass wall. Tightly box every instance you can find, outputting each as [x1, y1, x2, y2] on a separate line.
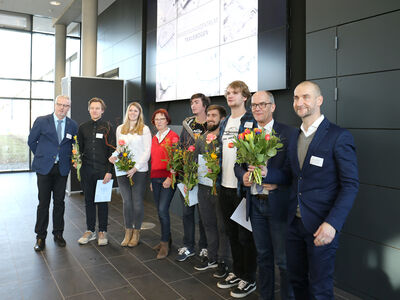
[0, 13, 80, 172]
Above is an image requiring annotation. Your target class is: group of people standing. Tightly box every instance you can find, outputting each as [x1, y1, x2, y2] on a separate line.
[28, 79, 359, 300]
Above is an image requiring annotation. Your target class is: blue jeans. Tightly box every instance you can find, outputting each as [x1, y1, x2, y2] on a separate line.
[250, 195, 294, 300]
[151, 178, 175, 242]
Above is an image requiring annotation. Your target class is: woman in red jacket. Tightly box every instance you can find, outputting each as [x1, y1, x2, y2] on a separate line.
[150, 109, 179, 259]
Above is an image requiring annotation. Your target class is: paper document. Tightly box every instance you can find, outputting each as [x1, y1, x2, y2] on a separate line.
[177, 183, 198, 206]
[94, 179, 113, 203]
[197, 154, 213, 187]
[230, 198, 252, 232]
[114, 164, 127, 177]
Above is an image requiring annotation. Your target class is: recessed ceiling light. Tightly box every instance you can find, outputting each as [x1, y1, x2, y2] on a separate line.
[50, 1, 61, 6]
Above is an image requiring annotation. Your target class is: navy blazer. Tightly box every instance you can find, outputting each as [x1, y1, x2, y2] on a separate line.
[266, 118, 359, 233]
[234, 120, 297, 220]
[28, 114, 78, 176]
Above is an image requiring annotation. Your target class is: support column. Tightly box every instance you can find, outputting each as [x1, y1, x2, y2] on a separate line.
[54, 23, 66, 97]
[81, 0, 98, 76]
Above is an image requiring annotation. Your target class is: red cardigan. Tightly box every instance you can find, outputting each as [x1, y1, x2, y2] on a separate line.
[150, 129, 179, 179]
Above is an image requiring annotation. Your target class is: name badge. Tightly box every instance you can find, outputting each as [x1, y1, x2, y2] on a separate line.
[96, 133, 103, 139]
[244, 121, 253, 128]
[310, 155, 324, 167]
[66, 133, 72, 139]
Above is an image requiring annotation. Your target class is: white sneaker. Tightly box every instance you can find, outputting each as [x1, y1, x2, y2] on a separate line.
[78, 231, 96, 245]
[98, 231, 108, 246]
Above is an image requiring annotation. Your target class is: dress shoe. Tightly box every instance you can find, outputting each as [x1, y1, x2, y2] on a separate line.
[34, 238, 45, 251]
[54, 235, 66, 247]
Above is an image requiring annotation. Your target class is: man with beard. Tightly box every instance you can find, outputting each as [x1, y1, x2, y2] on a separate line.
[193, 105, 231, 278]
[264, 81, 359, 299]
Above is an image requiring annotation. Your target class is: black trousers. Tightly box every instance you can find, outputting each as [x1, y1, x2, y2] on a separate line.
[35, 164, 68, 239]
[80, 165, 108, 232]
[219, 186, 257, 282]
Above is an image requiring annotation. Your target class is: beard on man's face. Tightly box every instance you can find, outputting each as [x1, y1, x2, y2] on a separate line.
[207, 122, 220, 132]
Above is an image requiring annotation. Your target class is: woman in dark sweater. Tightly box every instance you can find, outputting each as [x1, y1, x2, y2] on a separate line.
[150, 109, 179, 259]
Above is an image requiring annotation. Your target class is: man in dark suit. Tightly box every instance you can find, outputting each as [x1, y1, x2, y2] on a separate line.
[28, 95, 78, 251]
[234, 91, 295, 300]
[265, 81, 359, 299]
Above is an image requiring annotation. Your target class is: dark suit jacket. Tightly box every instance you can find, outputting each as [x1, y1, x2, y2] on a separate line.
[234, 120, 297, 220]
[28, 114, 78, 176]
[265, 118, 359, 233]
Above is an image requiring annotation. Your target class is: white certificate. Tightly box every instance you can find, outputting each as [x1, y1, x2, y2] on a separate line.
[177, 183, 198, 206]
[94, 179, 113, 203]
[230, 198, 252, 232]
[197, 154, 213, 187]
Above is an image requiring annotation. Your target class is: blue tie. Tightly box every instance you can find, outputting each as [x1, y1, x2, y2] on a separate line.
[57, 120, 63, 143]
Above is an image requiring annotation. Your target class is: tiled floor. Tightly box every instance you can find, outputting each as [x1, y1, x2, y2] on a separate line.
[0, 172, 362, 300]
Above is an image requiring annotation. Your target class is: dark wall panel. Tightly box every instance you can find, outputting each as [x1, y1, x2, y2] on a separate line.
[258, 26, 288, 90]
[350, 129, 400, 189]
[306, 28, 336, 79]
[336, 234, 400, 300]
[306, 0, 400, 32]
[312, 78, 336, 123]
[344, 184, 400, 248]
[337, 11, 400, 76]
[338, 70, 400, 129]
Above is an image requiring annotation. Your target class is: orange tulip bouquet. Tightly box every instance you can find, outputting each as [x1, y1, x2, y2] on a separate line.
[163, 136, 183, 189]
[180, 145, 198, 206]
[203, 133, 220, 195]
[229, 128, 283, 185]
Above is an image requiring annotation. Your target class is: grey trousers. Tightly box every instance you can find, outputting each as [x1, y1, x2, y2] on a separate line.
[117, 171, 147, 229]
[197, 184, 231, 263]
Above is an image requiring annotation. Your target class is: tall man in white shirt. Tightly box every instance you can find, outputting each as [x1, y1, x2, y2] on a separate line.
[217, 81, 257, 298]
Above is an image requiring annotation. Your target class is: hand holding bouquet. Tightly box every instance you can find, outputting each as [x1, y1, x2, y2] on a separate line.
[162, 136, 182, 189]
[71, 135, 82, 181]
[180, 145, 198, 206]
[203, 133, 220, 195]
[115, 139, 136, 185]
[230, 128, 283, 185]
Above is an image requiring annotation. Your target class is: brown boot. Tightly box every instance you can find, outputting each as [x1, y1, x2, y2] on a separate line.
[121, 229, 133, 247]
[128, 229, 140, 247]
[152, 242, 161, 251]
[157, 241, 169, 259]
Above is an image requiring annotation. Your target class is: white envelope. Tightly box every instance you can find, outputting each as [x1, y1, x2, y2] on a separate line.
[230, 198, 252, 232]
[177, 183, 198, 206]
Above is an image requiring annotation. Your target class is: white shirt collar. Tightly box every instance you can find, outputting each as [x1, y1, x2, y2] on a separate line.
[156, 128, 170, 143]
[300, 114, 324, 137]
[258, 119, 274, 133]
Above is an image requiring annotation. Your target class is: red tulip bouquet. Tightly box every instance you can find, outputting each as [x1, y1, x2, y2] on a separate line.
[115, 139, 136, 185]
[162, 136, 182, 189]
[229, 128, 283, 185]
[180, 145, 199, 205]
[203, 133, 220, 195]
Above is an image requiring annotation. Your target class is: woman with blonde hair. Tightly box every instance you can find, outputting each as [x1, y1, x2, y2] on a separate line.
[109, 102, 151, 247]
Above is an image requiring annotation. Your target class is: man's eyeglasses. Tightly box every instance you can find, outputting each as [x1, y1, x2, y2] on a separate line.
[251, 102, 272, 109]
[56, 103, 70, 108]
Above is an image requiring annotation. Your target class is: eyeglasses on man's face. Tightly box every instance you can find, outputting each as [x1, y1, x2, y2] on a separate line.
[251, 102, 272, 110]
[154, 117, 167, 122]
[56, 103, 70, 108]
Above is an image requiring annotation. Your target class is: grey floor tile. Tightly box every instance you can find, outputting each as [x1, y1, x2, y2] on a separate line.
[128, 273, 181, 300]
[43, 248, 80, 271]
[108, 254, 151, 279]
[170, 277, 225, 300]
[71, 244, 108, 267]
[193, 271, 232, 299]
[102, 285, 143, 300]
[53, 267, 95, 297]
[144, 258, 191, 283]
[85, 263, 128, 292]
[66, 290, 102, 300]
[20, 277, 63, 300]
[94, 237, 131, 258]
[0, 282, 23, 300]
[127, 242, 159, 261]
[15, 255, 52, 283]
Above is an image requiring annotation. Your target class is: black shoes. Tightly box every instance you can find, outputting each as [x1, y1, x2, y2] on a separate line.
[34, 238, 46, 251]
[54, 234, 66, 247]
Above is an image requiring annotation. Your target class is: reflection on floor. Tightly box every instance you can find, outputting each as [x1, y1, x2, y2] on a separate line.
[0, 172, 362, 300]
